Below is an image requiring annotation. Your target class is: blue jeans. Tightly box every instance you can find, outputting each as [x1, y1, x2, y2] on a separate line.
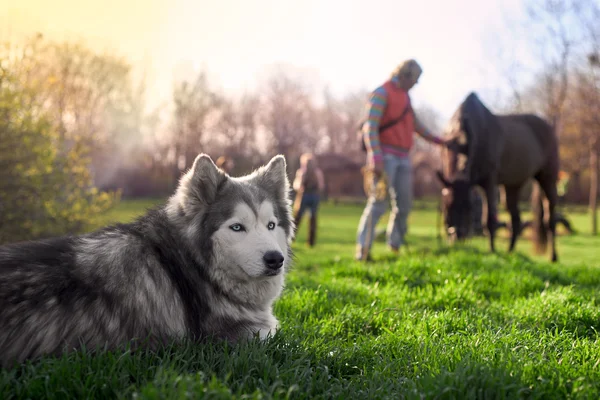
[296, 192, 320, 218]
[294, 192, 320, 247]
[356, 154, 412, 252]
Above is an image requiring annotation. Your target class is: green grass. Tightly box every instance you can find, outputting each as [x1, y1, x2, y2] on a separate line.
[2, 199, 600, 399]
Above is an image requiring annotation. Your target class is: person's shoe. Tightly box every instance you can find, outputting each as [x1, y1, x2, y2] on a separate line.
[355, 245, 372, 262]
[390, 246, 399, 255]
[355, 253, 373, 262]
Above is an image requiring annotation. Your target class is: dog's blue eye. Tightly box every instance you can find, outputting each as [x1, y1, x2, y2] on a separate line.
[230, 224, 245, 232]
[267, 222, 276, 230]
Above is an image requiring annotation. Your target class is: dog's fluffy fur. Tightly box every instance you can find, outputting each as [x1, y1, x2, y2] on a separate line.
[0, 154, 294, 367]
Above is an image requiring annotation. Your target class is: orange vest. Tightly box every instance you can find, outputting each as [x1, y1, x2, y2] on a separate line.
[378, 80, 414, 151]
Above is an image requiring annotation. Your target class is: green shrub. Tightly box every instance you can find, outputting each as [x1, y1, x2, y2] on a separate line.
[0, 71, 118, 244]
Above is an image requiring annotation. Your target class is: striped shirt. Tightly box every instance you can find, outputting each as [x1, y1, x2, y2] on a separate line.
[363, 82, 391, 163]
[363, 76, 442, 165]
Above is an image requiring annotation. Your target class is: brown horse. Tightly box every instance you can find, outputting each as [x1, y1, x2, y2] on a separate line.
[436, 92, 560, 262]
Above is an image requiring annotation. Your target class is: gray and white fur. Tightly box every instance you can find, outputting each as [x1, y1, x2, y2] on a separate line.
[0, 154, 294, 367]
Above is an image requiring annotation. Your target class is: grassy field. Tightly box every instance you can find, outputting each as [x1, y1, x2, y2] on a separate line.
[2, 198, 600, 399]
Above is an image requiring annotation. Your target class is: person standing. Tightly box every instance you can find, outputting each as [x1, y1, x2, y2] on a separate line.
[356, 59, 455, 261]
[216, 155, 235, 175]
[293, 153, 325, 247]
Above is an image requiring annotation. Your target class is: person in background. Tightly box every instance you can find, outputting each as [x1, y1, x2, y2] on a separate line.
[557, 170, 570, 205]
[356, 59, 457, 261]
[216, 155, 235, 175]
[292, 153, 325, 247]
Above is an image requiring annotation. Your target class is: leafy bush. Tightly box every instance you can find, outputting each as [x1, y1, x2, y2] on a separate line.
[0, 70, 118, 244]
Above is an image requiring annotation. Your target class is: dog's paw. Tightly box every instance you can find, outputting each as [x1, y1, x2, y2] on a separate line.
[256, 317, 279, 340]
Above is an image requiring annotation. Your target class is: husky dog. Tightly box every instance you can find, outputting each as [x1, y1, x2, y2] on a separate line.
[0, 154, 294, 367]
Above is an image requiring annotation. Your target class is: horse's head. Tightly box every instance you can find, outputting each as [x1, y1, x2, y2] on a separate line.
[436, 170, 472, 242]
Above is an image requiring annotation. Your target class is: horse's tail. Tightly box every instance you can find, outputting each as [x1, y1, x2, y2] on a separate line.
[531, 182, 548, 254]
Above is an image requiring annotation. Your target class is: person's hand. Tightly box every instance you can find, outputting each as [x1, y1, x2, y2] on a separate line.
[444, 138, 462, 153]
[372, 159, 384, 178]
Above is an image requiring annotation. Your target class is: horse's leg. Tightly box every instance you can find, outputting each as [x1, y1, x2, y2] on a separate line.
[556, 213, 576, 234]
[482, 180, 499, 253]
[505, 185, 522, 252]
[538, 173, 559, 262]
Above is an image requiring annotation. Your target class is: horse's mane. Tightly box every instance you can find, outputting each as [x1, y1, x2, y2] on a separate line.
[443, 92, 504, 184]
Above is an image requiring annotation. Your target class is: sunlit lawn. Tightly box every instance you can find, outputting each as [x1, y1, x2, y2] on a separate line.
[2, 198, 599, 399]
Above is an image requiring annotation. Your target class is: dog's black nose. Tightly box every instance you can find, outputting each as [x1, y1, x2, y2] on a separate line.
[263, 251, 284, 270]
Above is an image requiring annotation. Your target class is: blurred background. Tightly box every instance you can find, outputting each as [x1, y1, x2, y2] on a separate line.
[1, 0, 599, 242]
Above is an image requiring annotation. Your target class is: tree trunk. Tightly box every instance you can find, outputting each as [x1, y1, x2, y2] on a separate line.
[590, 146, 598, 235]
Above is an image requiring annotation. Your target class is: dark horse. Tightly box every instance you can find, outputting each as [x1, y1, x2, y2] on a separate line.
[436, 92, 560, 262]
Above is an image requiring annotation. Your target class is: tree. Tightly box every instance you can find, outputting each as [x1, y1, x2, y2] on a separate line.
[0, 68, 117, 243]
[170, 71, 222, 184]
[583, 53, 600, 234]
[319, 87, 346, 154]
[413, 103, 443, 152]
[1, 34, 148, 190]
[339, 90, 370, 163]
[258, 67, 320, 166]
[210, 93, 261, 160]
[493, 0, 600, 233]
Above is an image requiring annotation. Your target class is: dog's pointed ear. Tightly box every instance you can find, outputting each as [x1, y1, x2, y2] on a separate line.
[185, 154, 226, 205]
[436, 170, 451, 187]
[254, 154, 290, 199]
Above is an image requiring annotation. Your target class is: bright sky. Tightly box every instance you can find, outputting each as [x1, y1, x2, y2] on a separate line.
[2, 0, 529, 123]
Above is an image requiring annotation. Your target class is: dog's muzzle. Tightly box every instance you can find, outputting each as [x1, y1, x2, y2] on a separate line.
[263, 251, 284, 274]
